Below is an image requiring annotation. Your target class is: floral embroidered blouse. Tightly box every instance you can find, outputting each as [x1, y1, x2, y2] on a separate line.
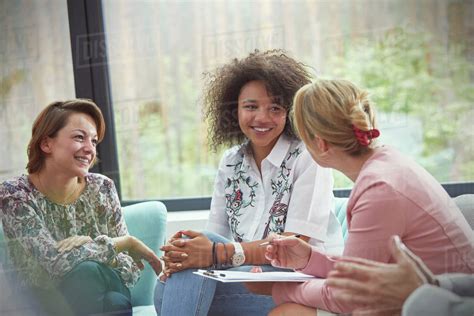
[0, 173, 140, 289]
[206, 134, 344, 253]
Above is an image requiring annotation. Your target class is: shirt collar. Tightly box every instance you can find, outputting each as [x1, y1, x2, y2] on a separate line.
[239, 134, 293, 169]
[266, 134, 292, 167]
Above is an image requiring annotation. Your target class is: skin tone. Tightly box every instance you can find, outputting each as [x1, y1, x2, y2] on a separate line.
[326, 236, 434, 315]
[160, 80, 309, 278]
[29, 112, 161, 275]
[304, 135, 375, 183]
[244, 235, 313, 297]
[237, 80, 287, 171]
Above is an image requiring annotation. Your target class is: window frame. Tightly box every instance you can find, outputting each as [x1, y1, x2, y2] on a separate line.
[67, 0, 122, 197]
[67, 0, 473, 211]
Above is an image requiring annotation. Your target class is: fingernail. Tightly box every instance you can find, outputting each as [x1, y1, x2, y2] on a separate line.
[181, 253, 188, 258]
[177, 263, 182, 268]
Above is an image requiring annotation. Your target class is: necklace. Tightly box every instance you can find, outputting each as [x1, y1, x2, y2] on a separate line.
[36, 174, 81, 205]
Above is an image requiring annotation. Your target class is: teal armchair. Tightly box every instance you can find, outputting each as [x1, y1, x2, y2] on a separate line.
[123, 201, 167, 315]
[0, 201, 167, 316]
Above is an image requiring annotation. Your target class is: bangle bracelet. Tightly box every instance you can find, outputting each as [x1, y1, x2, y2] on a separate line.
[216, 242, 227, 269]
[212, 242, 217, 269]
[222, 243, 228, 268]
[216, 243, 221, 269]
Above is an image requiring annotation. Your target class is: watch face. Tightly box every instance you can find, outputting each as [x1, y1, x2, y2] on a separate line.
[232, 253, 245, 266]
[231, 242, 245, 266]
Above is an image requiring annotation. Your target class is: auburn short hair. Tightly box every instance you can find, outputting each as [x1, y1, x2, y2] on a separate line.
[26, 99, 105, 174]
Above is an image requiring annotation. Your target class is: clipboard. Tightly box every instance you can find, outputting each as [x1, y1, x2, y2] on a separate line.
[193, 269, 317, 283]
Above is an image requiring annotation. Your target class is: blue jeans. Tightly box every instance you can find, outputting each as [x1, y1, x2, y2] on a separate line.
[154, 231, 278, 316]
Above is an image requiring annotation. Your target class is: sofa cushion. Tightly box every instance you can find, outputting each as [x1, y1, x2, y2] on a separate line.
[453, 194, 474, 230]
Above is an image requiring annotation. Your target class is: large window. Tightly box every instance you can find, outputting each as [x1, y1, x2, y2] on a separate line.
[0, 0, 471, 201]
[0, 0, 75, 182]
[102, 0, 473, 200]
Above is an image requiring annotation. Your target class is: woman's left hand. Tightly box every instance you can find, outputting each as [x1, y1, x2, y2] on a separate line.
[160, 230, 213, 274]
[114, 236, 162, 276]
[56, 235, 93, 253]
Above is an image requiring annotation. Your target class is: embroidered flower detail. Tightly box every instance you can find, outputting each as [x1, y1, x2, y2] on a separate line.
[262, 148, 301, 238]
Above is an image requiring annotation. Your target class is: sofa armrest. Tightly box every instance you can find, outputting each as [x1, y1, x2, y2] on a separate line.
[453, 194, 474, 230]
[122, 201, 167, 307]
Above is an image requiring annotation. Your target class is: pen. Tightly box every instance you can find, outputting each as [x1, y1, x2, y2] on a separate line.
[259, 234, 301, 247]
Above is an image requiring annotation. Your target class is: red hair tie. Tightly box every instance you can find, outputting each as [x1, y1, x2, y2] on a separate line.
[352, 125, 380, 146]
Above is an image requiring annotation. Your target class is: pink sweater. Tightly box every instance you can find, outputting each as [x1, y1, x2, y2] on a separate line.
[272, 146, 474, 313]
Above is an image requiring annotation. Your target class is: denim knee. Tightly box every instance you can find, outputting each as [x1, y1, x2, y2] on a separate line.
[154, 278, 165, 314]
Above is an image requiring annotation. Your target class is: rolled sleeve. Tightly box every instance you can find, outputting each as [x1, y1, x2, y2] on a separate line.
[205, 151, 233, 239]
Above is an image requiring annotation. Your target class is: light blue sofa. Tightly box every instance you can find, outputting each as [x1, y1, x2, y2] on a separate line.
[0, 201, 167, 316]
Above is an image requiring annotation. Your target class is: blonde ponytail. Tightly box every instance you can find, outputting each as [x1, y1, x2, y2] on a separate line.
[292, 79, 379, 156]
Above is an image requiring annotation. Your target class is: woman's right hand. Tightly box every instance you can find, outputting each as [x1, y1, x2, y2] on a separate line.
[264, 235, 312, 270]
[56, 235, 93, 253]
[160, 230, 213, 273]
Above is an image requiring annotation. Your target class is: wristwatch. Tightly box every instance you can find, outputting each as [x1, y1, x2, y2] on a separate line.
[231, 242, 246, 267]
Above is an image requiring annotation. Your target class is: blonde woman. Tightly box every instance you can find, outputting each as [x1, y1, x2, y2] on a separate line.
[253, 79, 474, 315]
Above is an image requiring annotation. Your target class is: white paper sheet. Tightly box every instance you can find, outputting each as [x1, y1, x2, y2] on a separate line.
[193, 269, 317, 283]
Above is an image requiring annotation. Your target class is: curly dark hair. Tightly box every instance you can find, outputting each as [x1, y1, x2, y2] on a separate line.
[203, 49, 312, 150]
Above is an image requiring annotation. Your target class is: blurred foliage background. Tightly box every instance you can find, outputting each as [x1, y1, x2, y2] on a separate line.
[1, 0, 473, 201]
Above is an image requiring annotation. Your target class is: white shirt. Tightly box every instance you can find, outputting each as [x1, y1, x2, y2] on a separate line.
[206, 134, 344, 254]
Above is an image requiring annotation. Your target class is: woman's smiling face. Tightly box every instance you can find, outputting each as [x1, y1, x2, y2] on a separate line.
[238, 80, 287, 158]
[42, 113, 98, 177]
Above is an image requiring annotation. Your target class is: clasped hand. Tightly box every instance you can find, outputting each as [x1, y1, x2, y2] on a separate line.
[160, 230, 213, 277]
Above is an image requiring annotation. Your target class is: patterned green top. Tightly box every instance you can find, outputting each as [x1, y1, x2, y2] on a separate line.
[0, 173, 140, 289]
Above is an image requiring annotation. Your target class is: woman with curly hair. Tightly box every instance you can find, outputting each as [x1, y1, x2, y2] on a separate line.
[154, 50, 344, 315]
